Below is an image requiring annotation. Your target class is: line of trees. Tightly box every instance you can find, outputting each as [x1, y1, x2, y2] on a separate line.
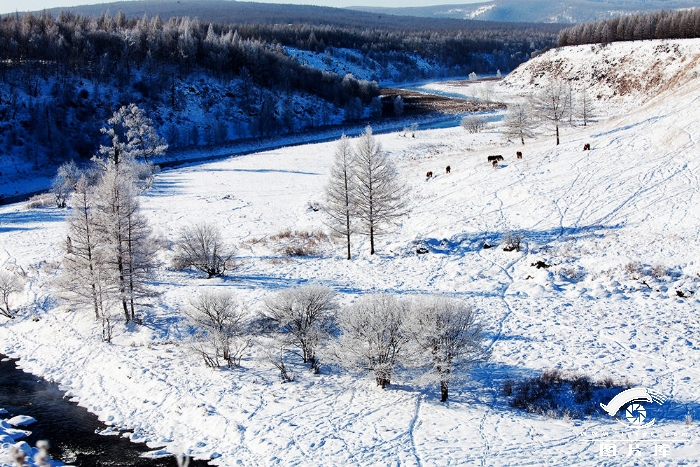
[502, 78, 597, 146]
[557, 8, 700, 47]
[187, 285, 489, 402]
[325, 127, 409, 258]
[56, 104, 165, 339]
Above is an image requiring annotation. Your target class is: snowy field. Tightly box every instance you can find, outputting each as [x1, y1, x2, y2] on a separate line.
[2, 39, 700, 466]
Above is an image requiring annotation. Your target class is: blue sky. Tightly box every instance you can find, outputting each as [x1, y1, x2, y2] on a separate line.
[1, 0, 486, 15]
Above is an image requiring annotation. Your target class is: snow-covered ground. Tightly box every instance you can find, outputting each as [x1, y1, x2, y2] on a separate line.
[2, 39, 700, 466]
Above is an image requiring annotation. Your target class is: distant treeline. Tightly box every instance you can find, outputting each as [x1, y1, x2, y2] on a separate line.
[557, 8, 700, 47]
[0, 11, 378, 107]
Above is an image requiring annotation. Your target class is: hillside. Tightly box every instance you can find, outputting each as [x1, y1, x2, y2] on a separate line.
[501, 38, 700, 108]
[353, 0, 700, 24]
[1, 39, 700, 466]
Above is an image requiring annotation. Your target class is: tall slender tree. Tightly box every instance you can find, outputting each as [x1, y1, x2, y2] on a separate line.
[352, 126, 409, 255]
[325, 135, 356, 260]
[60, 176, 110, 322]
[534, 79, 570, 145]
[502, 102, 535, 145]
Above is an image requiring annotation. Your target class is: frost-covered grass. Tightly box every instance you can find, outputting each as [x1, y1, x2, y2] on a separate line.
[2, 39, 700, 466]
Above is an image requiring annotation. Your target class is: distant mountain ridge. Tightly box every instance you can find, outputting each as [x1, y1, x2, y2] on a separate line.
[34, 0, 555, 31]
[352, 0, 700, 24]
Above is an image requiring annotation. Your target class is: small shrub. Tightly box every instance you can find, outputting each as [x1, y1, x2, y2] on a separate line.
[461, 115, 487, 134]
[503, 232, 524, 252]
[26, 193, 54, 209]
[507, 370, 626, 419]
[272, 229, 329, 257]
[558, 266, 586, 281]
[651, 264, 668, 279]
[173, 223, 236, 278]
[503, 379, 514, 397]
[625, 261, 643, 279]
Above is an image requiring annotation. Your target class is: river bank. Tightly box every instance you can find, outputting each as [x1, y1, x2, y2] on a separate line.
[0, 356, 209, 467]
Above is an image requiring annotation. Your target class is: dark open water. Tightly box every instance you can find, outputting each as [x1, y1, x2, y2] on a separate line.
[0, 355, 210, 467]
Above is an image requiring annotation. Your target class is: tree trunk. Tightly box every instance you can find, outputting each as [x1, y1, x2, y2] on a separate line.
[440, 380, 449, 402]
[345, 212, 351, 260]
[555, 124, 560, 145]
[370, 224, 375, 255]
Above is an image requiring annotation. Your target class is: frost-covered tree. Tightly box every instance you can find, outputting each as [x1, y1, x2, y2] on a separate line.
[408, 296, 488, 402]
[338, 294, 411, 388]
[96, 104, 168, 167]
[92, 164, 156, 323]
[0, 271, 24, 319]
[50, 160, 82, 208]
[174, 223, 236, 278]
[187, 290, 250, 368]
[59, 176, 111, 321]
[502, 102, 535, 145]
[325, 135, 356, 260]
[264, 285, 337, 373]
[534, 79, 570, 145]
[352, 126, 409, 255]
[461, 115, 487, 134]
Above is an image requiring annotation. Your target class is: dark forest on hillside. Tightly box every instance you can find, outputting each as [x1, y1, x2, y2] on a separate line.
[0, 3, 558, 184]
[557, 8, 700, 46]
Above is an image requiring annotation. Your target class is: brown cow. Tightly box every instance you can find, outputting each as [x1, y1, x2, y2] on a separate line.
[516, 151, 522, 159]
[426, 171, 433, 178]
[446, 165, 451, 174]
[492, 160, 498, 168]
[583, 143, 591, 150]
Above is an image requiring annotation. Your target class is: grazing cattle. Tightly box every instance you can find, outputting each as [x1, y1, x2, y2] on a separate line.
[487, 155, 504, 162]
[583, 143, 591, 150]
[426, 171, 433, 178]
[516, 151, 522, 159]
[446, 165, 451, 174]
[492, 160, 499, 168]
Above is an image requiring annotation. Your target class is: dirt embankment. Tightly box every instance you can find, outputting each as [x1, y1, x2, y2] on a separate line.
[381, 87, 505, 115]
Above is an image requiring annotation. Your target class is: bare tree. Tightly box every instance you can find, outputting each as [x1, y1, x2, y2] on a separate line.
[461, 115, 487, 134]
[187, 290, 250, 368]
[534, 79, 570, 145]
[407, 296, 489, 402]
[337, 294, 411, 388]
[50, 160, 82, 208]
[325, 135, 356, 260]
[502, 102, 535, 145]
[59, 176, 111, 321]
[263, 340, 296, 383]
[352, 126, 409, 255]
[174, 223, 236, 278]
[579, 87, 596, 127]
[0, 271, 24, 319]
[264, 285, 337, 373]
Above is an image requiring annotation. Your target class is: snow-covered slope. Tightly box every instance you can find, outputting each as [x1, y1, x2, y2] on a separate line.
[1, 39, 700, 466]
[502, 38, 700, 109]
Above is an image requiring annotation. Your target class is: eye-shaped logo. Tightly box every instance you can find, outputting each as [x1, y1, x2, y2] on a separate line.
[600, 387, 667, 428]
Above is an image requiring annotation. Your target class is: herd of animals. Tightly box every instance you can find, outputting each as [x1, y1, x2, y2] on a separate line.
[425, 143, 591, 178]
